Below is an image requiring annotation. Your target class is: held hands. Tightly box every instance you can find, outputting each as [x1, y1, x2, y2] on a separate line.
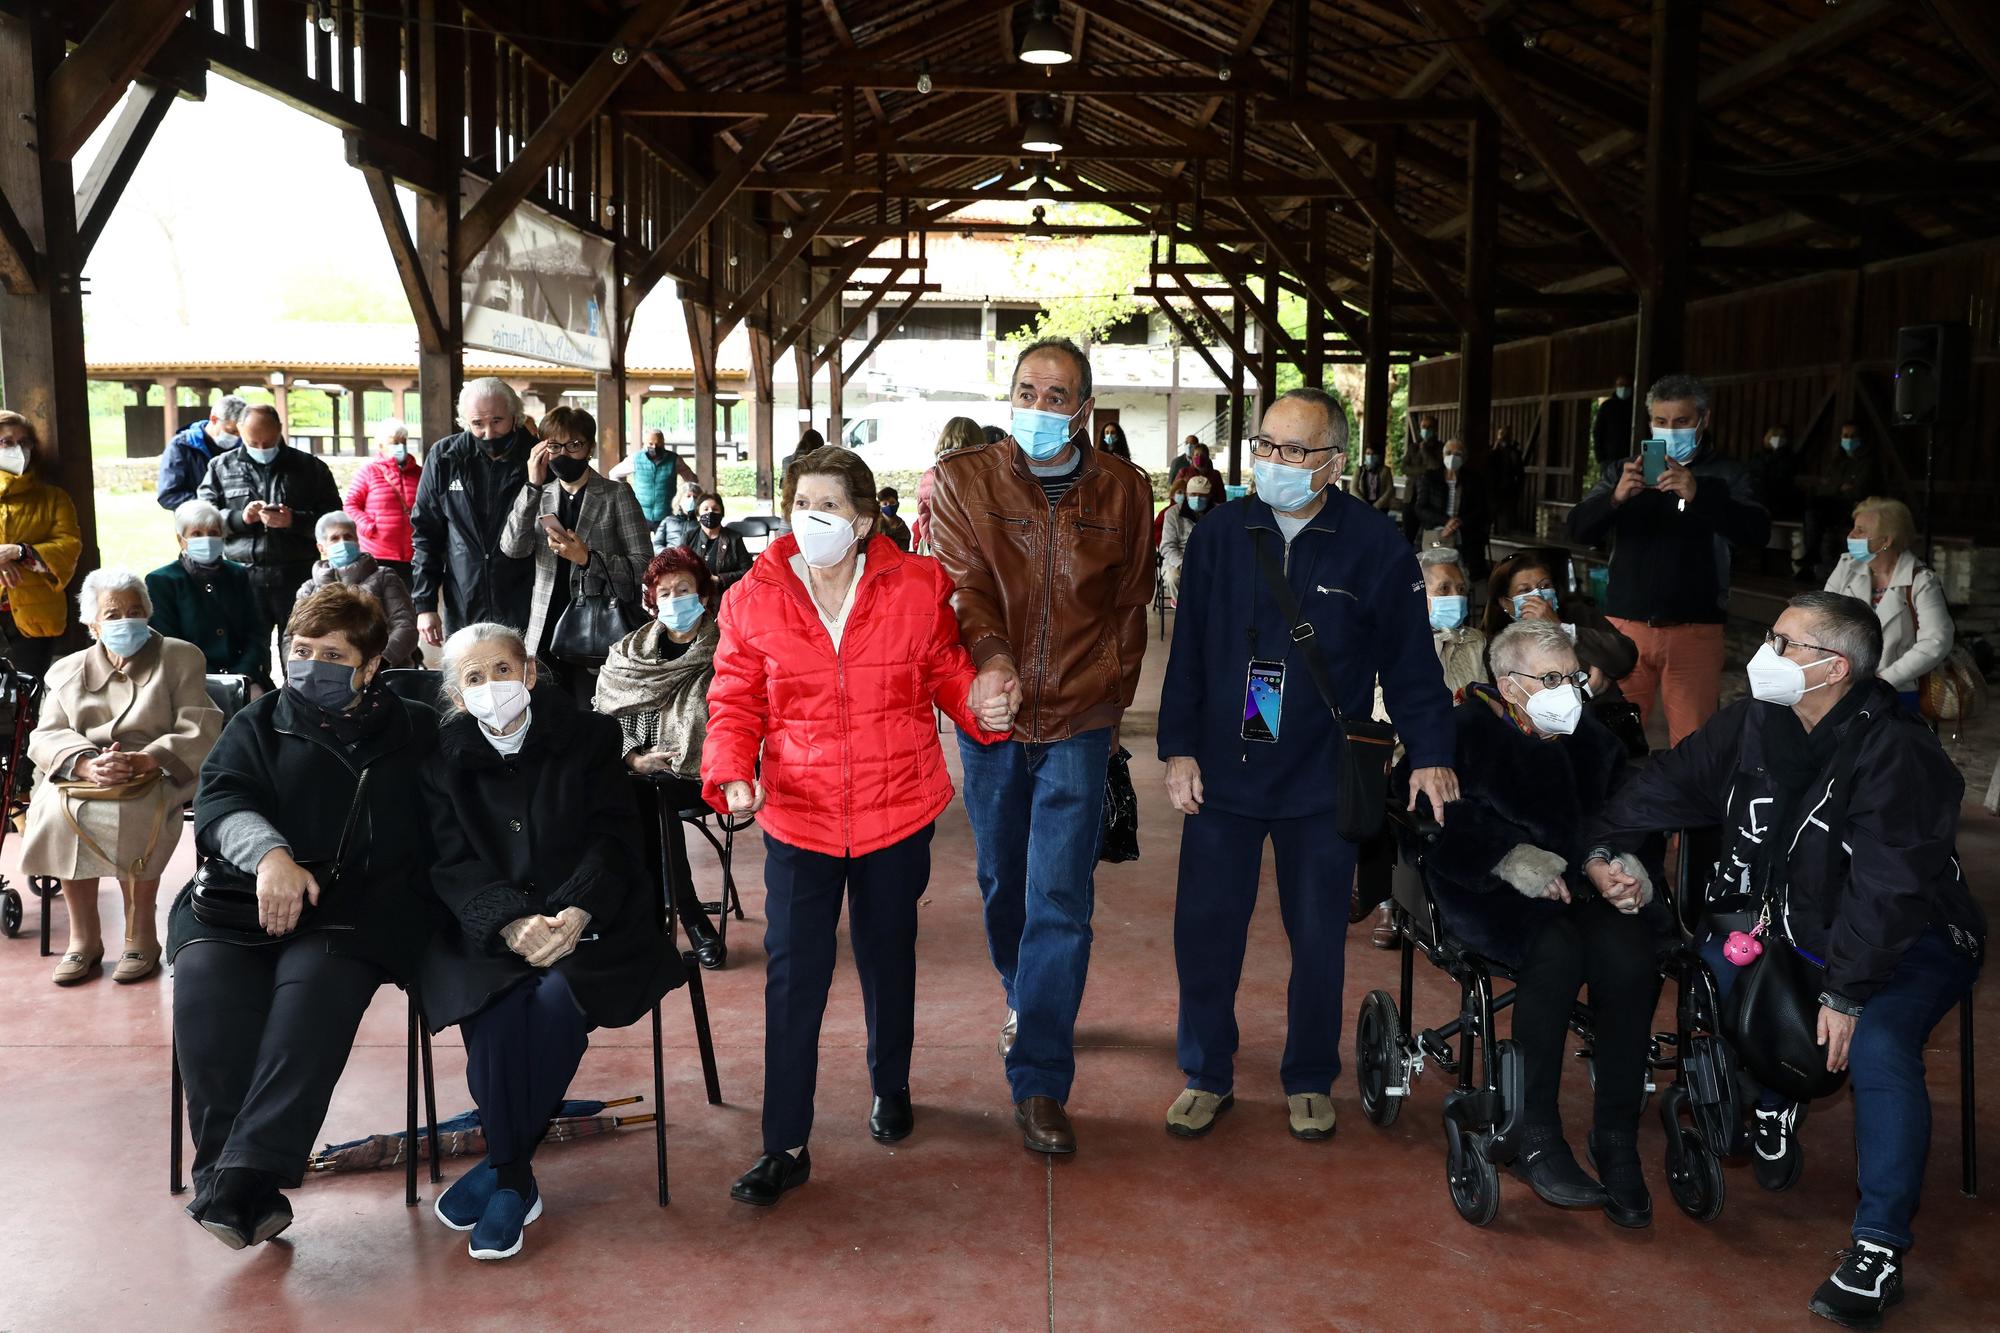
[418, 611, 443, 647]
[1165, 755, 1204, 815]
[0, 543, 22, 586]
[501, 906, 592, 968]
[722, 779, 766, 814]
[256, 847, 319, 935]
[1407, 766, 1459, 826]
[79, 743, 157, 785]
[967, 658, 1021, 734]
[1611, 458, 1646, 506]
[1657, 457, 1697, 502]
[1817, 1004, 1857, 1073]
[1586, 855, 1645, 914]
[527, 440, 554, 485]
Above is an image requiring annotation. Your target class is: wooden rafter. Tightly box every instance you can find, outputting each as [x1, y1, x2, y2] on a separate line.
[628, 113, 801, 302]
[44, 0, 186, 160]
[1235, 197, 1368, 343]
[73, 79, 174, 260]
[842, 286, 928, 386]
[719, 189, 855, 340]
[1146, 295, 1234, 386]
[0, 189, 39, 295]
[361, 165, 446, 351]
[1930, 0, 2000, 91]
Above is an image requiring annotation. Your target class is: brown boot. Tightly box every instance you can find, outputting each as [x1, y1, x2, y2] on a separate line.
[1370, 902, 1399, 950]
[1014, 1097, 1076, 1155]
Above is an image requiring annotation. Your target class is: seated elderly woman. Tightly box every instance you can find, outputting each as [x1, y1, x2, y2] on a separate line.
[594, 548, 728, 968]
[1157, 473, 1214, 604]
[293, 510, 419, 667]
[1480, 550, 1642, 753]
[22, 570, 221, 985]
[170, 584, 437, 1250]
[146, 499, 272, 690]
[1405, 619, 1666, 1229]
[686, 491, 752, 593]
[1824, 496, 1953, 712]
[421, 622, 681, 1262]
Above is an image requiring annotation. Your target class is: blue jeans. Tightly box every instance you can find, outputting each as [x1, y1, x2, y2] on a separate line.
[1705, 927, 1979, 1250]
[957, 727, 1113, 1103]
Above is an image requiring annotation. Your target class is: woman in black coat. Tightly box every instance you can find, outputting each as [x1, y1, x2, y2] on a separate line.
[170, 584, 437, 1251]
[419, 621, 682, 1262]
[1480, 550, 1644, 754]
[1405, 619, 1667, 1230]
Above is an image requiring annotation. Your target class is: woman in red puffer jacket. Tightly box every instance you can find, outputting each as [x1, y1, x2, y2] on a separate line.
[703, 445, 1013, 1209]
[342, 421, 422, 580]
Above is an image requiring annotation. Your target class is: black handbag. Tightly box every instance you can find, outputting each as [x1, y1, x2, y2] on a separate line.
[1250, 530, 1397, 842]
[551, 571, 641, 666]
[1098, 746, 1140, 864]
[1730, 929, 1848, 1103]
[190, 768, 372, 935]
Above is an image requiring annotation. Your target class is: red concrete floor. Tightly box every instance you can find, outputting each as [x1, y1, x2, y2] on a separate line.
[3, 670, 1996, 1329]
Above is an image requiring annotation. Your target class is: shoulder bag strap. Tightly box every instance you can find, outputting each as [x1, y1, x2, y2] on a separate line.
[1250, 526, 1346, 724]
[323, 766, 372, 883]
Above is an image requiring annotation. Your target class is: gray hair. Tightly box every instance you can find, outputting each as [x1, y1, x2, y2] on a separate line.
[457, 377, 522, 427]
[373, 417, 409, 448]
[214, 394, 251, 426]
[1789, 590, 1882, 682]
[240, 402, 282, 430]
[1010, 337, 1093, 402]
[1646, 373, 1710, 416]
[1272, 387, 1351, 455]
[173, 498, 223, 536]
[315, 510, 358, 544]
[1416, 546, 1464, 574]
[77, 568, 152, 622]
[438, 622, 529, 716]
[1489, 619, 1578, 680]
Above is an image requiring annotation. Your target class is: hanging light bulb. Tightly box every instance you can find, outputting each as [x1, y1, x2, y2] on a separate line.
[612, 46, 630, 65]
[1026, 173, 1057, 210]
[1025, 206, 1054, 242]
[916, 59, 933, 95]
[782, 224, 795, 240]
[1019, 1, 1071, 66]
[316, 5, 336, 32]
[1020, 98, 1063, 154]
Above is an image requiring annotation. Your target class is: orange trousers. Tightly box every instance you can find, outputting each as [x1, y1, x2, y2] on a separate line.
[1607, 619, 1726, 748]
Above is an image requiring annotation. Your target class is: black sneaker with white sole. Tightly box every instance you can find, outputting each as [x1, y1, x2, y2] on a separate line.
[1810, 1241, 1904, 1329]
[1754, 1102, 1806, 1192]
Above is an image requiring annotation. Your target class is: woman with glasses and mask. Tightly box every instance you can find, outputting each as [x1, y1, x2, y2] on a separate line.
[1405, 619, 1666, 1229]
[500, 405, 654, 702]
[686, 491, 752, 592]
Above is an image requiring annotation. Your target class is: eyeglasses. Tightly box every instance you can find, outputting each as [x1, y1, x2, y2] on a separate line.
[1249, 436, 1338, 465]
[1765, 629, 1842, 660]
[1507, 668, 1589, 691]
[547, 438, 592, 457]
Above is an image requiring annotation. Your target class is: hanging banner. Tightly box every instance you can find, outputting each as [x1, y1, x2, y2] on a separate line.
[460, 175, 613, 370]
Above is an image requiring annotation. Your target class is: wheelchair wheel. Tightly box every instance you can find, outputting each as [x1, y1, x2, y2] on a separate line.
[1, 884, 19, 937]
[1356, 989, 1404, 1128]
[1666, 1128, 1725, 1222]
[1445, 1131, 1501, 1227]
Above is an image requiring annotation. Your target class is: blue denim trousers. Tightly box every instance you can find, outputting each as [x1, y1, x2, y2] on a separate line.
[1705, 927, 1979, 1251]
[957, 727, 1113, 1104]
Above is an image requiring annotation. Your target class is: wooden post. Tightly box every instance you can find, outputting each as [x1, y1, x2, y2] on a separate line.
[1363, 132, 1396, 466]
[1304, 199, 1327, 389]
[685, 300, 718, 491]
[413, 0, 463, 449]
[792, 340, 813, 456]
[1458, 109, 1498, 460]
[825, 337, 844, 447]
[1228, 295, 1246, 485]
[749, 326, 775, 501]
[594, 116, 627, 474]
[0, 6, 99, 590]
[1634, 0, 1699, 394]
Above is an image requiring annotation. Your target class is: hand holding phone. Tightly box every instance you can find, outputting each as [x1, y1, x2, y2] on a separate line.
[1639, 438, 1668, 487]
[537, 513, 566, 539]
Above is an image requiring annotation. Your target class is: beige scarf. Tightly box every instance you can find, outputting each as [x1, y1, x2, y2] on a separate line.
[593, 617, 718, 778]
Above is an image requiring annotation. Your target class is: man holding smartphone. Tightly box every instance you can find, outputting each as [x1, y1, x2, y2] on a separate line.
[1568, 373, 1770, 745]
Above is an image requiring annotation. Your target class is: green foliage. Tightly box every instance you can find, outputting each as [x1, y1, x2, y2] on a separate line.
[1000, 204, 1153, 351]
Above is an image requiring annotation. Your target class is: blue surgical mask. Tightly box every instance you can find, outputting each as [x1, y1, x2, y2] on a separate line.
[1362, 453, 1380, 469]
[1443, 454, 1465, 473]
[1429, 596, 1467, 631]
[1614, 385, 1631, 400]
[1252, 457, 1323, 514]
[1419, 428, 1435, 441]
[1511, 587, 1559, 618]
[1660, 426, 1699, 463]
[658, 592, 704, 633]
[326, 539, 362, 569]
[286, 656, 363, 712]
[390, 442, 409, 462]
[1186, 494, 1208, 512]
[98, 617, 151, 658]
[1840, 436, 1860, 455]
[246, 443, 280, 465]
[1010, 406, 1080, 462]
[185, 536, 223, 565]
[1846, 536, 1876, 565]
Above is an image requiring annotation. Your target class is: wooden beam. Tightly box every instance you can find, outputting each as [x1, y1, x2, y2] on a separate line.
[1403, 0, 1653, 280]
[858, 138, 1215, 161]
[458, 0, 690, 260]
[1363, 130, 1395, 463]
[773, 257, 921, 355]
[804, 0, 1020, 86]
[1698, 162, 2000, 196]
[44, 0, 186, 161]
[839, 286, 925, 385]
[816, 283, 894, 373]
[73, 80, 173, 260]
[628, 113, 800, 301]
[1459, 109, 1498, 456]
[1931, 0, 2000, 92]
[0, 186, 37, 294]
[1256, 96, 1483, 125]
[618, 91, 838, 117]
[718, 189, 854, 341]
[361, 165, 445, 351]
[1171, 272, 1257, 372]
[1148, 294, 1234, 387]
[1635, 0, 1698, 392]
[1235, 196, 1367, 344]
[820, 65, 1242, 96]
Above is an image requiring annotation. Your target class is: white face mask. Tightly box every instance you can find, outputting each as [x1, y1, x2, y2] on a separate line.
[1518, 681, 1583, 736]
[1746, 642, 1835, 708]
[0, 445, 26, 476]
[794, 508, 861, 568]
[461, 679, 531, 734]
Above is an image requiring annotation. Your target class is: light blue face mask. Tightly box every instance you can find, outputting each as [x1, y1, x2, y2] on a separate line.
[185, 535, 223, 565]
[1428, 596, 1467, 631]
[246, 443, 281, 465]
[1659, 426, 1699, 463]
[1847, 536, 1876, 565]
[98, 617, 151, 658]
[326, 539, 362, 569]
[658, 592, 704, 633]
[1511, 587, 1559, 618]
[1185, 494, 1209, 512]
[1252, 457, 1323, 513]
[1010, 406, 1081, 462]
[1840, 436, 1860, 455]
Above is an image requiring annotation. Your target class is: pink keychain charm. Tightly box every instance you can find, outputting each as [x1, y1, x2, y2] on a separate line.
[1723, 930, 1764, 966]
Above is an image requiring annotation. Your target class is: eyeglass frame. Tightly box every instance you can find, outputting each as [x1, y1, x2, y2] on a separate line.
[1506, 667, 1589, 692]
[1764, 629, 1843, 661]
[544, 437, 593, 457]
[1248, 436, 1341, 466]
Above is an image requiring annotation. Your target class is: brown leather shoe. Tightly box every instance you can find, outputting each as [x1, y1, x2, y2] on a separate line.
[1370, 902, 1399, 950]
[1014, 1097, 1076, 1155]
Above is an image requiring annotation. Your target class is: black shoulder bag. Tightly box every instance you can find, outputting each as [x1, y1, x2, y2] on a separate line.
[1250, 529, 1397, 842]
[191, 768, 373, 935]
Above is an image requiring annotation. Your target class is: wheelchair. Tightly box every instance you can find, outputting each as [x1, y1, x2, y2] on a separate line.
[0, 658, 53, 942]
[1353, 809, 1741, 1227]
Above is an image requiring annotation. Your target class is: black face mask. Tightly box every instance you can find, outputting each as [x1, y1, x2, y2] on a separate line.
[646, 443, 666, 457]
[481, 435, 513, 459]
[551, 454, 589, 483]
[699, 512, 722, 530]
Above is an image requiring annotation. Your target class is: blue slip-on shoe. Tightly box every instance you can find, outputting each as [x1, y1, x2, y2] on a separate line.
[434, 1158, 497, 1232]
[468, 1183, 542, 1261]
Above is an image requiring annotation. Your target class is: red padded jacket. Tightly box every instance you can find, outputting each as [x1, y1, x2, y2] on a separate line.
[343, 452, 422, 563]
[702, 532, 1004, 857]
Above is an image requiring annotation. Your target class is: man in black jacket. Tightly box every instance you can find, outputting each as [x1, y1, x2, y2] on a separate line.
[1586, 591, 1983, 1330]
[1568, 373, 1769, 746]
[158, 393, 248, 510]
[1590, 373, 1633, 476]
[196, 404, 343, 653]
[409, 377, 536, 645]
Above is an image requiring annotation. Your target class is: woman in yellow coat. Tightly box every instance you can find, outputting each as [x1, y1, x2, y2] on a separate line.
[0, 411, 83, 675]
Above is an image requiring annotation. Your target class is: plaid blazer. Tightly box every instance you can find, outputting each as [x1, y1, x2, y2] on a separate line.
[500, 469, 655, 650]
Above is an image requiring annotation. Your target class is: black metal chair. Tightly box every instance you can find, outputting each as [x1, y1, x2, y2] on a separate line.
[379, 667, 444, 710]
[724, 516, 780, 553]
[170, 990, 441, 1206]
[677, 802, 749, 948]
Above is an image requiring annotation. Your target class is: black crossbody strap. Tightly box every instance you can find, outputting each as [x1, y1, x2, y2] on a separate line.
[325, 766, 372, 883]
[1251, 527, 1347, 724]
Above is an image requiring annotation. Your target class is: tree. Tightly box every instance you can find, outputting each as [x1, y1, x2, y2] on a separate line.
[1000, 204, 1152, 353]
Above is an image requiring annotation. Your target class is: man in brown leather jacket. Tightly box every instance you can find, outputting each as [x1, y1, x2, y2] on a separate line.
[928, 337, 1155, 1156]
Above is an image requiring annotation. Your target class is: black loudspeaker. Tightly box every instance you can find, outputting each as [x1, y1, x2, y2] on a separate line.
[1893, 322, 1970, 425]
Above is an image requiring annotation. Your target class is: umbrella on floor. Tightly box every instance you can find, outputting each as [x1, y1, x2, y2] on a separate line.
[308, 1096, 653, 1174]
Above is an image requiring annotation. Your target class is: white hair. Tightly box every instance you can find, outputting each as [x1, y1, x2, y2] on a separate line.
[1489, 619, 1578, 680]
[373, 417, 410, 448]
[456, 377, 522, 427]
[213, 394, 251, 426]
[1416, 547, 1464, 574]
[77, 568, 152, 622]
[438, 622, 528, 715]
[173, 498, 223, 536]
[315, 510, 359, 544]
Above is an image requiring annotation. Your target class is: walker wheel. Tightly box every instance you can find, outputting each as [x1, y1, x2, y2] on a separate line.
[1, 885, 19, 937]
[1357, 989, 1405, 1128]
[1445, 1130, 1501, 1227]
[1667, 1127, 1726, 1222]
[28, 875, 57, 900]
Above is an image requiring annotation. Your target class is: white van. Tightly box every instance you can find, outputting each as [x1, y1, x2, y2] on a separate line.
[839, 398, 1013, 474]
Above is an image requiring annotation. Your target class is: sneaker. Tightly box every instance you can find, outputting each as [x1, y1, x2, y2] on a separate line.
[468, 1183, 542, 1261]
[435, 1158, 498, 1231]
[1164, 1088, 1234, 1138]
[1810, 1241, 1903, 1329]
[1585, 1129, 1652, 1229]
[998, 1008, 1018, 1060]
[1754, 1102, 1807, 1193]
[1287, 1092, 1336, 1141]
[1512, 1128, 1608, 1209]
